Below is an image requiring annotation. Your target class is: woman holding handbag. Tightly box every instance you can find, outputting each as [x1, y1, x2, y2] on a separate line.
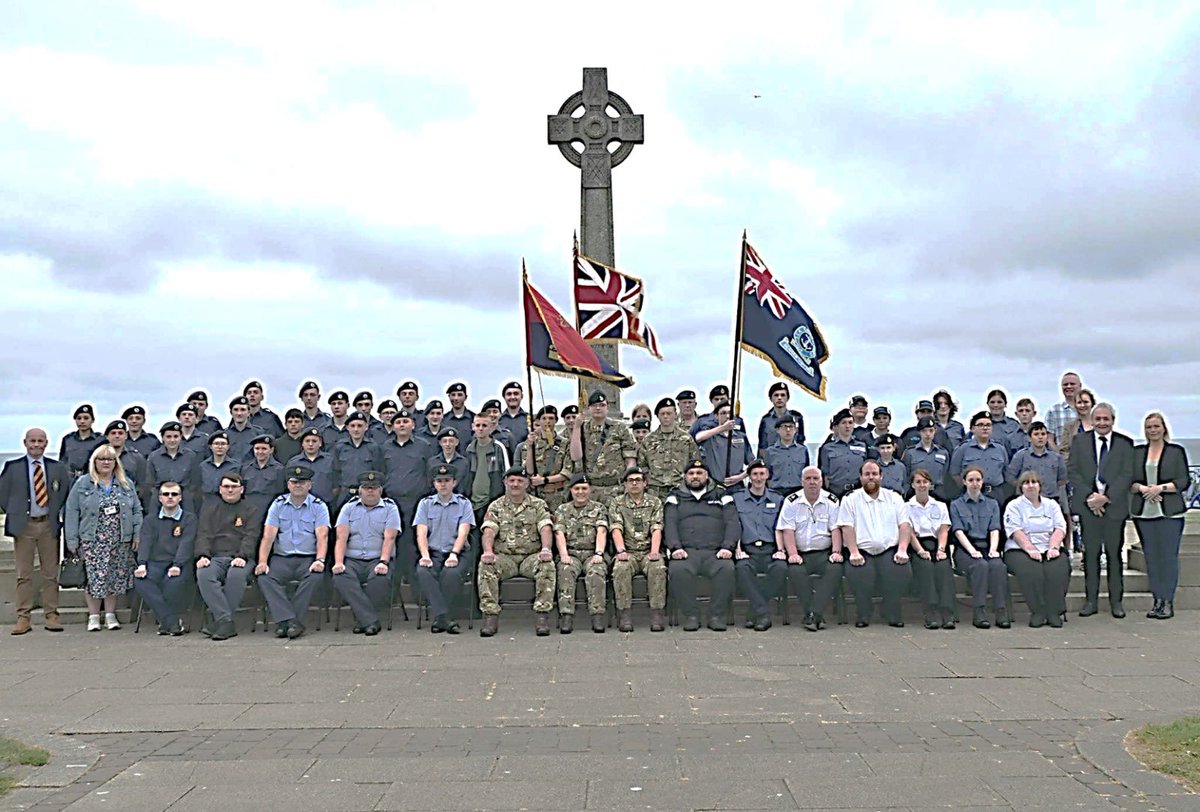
[65, 445, 143, 631]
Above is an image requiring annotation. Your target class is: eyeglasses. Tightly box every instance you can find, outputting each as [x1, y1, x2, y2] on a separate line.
[219, 484, 242, 490]
[160, 492, 182, 498]
[95, 457, 116, 463]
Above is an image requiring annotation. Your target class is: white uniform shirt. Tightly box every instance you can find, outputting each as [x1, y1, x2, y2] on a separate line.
[905, 496, 950, 540]
[1003, 495, 1065, 553]
[775, 489, 837, 552]
[836, 487, 908, 555]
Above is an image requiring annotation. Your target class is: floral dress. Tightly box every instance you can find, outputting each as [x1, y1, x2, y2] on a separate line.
[82, 486, 136, 598]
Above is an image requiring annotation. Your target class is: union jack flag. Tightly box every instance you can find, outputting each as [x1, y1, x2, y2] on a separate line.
[743, 242, 794, 320]
[574, 248, 663, 359]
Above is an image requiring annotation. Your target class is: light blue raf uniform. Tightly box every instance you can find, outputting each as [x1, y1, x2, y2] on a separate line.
[333, 493, 402, 631]
[258, 489, 331, 629]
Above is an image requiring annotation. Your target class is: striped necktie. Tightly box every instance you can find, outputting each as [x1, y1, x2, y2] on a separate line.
[32, 460, 48, 507]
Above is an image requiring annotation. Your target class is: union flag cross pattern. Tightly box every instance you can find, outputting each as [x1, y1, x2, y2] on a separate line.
[744, 243, 794, 320]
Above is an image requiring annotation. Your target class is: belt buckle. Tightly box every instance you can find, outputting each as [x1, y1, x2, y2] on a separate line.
[752, 540, 764, 547]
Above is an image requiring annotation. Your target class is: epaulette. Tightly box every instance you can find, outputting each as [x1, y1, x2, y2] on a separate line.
[381, 497, 396, 505]
[664, 494, 679, 505]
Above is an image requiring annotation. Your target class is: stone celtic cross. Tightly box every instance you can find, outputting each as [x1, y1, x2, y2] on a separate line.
[547, 67, 644, 411]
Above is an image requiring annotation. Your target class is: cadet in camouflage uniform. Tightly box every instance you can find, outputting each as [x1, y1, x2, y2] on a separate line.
[477, 466, 556, 637]
[608, 465, 667, 632]
[518, 406, 568, 511]
[567, 391, 637, 504]
[553, 474, 610, 634]
[637, 397, 699, 500]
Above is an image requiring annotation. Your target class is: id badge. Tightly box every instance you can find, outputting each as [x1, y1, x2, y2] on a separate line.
[103, 505, 119, 516]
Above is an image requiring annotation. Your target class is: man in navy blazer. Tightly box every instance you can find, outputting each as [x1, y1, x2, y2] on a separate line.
[1067, 403, 1135, 618]
[0, 428, 72, 634]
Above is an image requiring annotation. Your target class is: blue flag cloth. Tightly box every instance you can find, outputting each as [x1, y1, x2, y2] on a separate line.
[737, 241, 829, 400]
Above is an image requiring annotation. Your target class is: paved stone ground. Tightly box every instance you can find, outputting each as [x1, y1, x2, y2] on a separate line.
[2, 603, 1199, 811]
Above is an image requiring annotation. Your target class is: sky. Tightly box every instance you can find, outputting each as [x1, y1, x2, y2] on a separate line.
[3, 1, 1199, 452]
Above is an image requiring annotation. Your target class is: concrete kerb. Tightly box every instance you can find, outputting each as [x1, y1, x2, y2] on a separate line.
[1075, 712, 1200, 807]
[0, 724, 101, 788]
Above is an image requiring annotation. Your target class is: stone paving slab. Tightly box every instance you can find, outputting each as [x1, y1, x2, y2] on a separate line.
[3, 608, 1200, 810]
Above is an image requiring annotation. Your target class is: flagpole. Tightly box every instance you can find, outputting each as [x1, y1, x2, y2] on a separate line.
[725, 230, 750, 480]
[522, 260, 539, 481]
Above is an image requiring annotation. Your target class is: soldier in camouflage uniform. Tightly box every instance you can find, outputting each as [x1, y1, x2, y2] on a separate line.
[558, 405, 580, 443]
[553, 473, 610, 633]
[608, 465, 667, 632]
[567, 391, 637, 505]
[517, 406, 568, 512]
[638, 397, 700, 500]
[477, 466, 556, 637]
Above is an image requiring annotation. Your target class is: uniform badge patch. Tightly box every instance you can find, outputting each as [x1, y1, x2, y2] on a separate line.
[173, 526, 182, 537]
[234, 517, 244, 527]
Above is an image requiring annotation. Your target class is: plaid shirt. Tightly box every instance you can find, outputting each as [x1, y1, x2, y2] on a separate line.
[1045, 400, 1077, 445]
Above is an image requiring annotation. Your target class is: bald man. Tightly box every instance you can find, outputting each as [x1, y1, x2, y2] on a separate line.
[0, 429, 72, 633]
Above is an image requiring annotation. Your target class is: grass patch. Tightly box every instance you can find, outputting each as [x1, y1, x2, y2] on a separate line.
[0, 737, 49, 798]
[1129, 717, 1200, 792]
[0, 738, 48, 768]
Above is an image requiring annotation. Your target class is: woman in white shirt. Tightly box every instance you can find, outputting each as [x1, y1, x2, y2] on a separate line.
[1003, 471, 1069, 628]
[906, 468, 955, 630]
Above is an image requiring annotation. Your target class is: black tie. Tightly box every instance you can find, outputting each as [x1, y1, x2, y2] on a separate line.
[1097, 435, 1108, 485]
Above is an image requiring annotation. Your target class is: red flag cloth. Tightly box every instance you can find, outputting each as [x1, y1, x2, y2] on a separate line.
[524, 275, 634, 387]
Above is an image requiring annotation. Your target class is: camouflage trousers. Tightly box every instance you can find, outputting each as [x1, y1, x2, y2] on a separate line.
[611, 550, 667, 610]
[556, 553, 609, 616]
[648, 484, 676, 501]
[477, 552, 556, 615]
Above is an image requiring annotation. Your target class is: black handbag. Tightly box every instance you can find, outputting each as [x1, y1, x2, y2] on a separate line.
[59, 555, 87, 589]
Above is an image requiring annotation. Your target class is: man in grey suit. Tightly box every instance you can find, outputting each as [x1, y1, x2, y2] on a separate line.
[0, 428, 72, 634]
[1067, 403, 1135, 618]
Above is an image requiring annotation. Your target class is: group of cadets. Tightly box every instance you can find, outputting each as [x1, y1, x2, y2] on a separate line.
[50, 376, 1088, 638]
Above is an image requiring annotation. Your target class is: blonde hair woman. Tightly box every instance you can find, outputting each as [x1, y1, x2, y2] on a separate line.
[1131, 412, 1191, 619]
[65, 445, 144, 630]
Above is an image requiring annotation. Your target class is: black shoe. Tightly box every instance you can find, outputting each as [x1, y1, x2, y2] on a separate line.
[1029, 614, 1047, 628]
[743, 616, 756, 629]
[753, 616, 772, 632]
[1163, 601, 1175, 619]
[559, 614, 573, 634]
[157, 623, 172, 636]
[211, 619, 237, 641]
[1079, 602, 1098, 617]
[972, 608, 991, 629]
[535, 614, 551, 636]
[286, 622, 305, 639]
[480, 615, 499, 637]
[1110, 602, 1126, 619]
[803, 612, 820, 632]
[275, 621, 290, 639]
[363, 623, 381, 636]
[353, 624, 367, 634]
[200, 621, 215, 637]
[591, 614, 606, 633]
[173, 618, 187, 636]
[682, 616, 700, 632]
[888, 620, 905, 628]
[995, 609, 1011, 629]
[443, 620, 461, 635]
[707, 618, 727, 631]
[1147, 600, 1164, 619]
[1047, 613, 1064, 628]
[924, 613, 940, 630]
[855, 619, 869, 628]
[430, 615, 449, 634]
[940, 610, 956, 630]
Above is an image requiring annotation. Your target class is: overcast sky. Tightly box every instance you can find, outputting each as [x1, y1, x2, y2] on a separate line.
[3, 1, 1199, 451]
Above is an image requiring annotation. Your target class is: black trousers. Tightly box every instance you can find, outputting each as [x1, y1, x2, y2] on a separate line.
[786, 551, 843, 617]
[1004, 549, 1069, 619]
[734, 553, 787, 618]
[669, 553, 734, 620]
[910, 537, 955, 613]
[1077, 511, 1126, 604]
[954, 543, 1008, 610]
[414, 550, 472, 620]
[844, 549, 911, 623]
